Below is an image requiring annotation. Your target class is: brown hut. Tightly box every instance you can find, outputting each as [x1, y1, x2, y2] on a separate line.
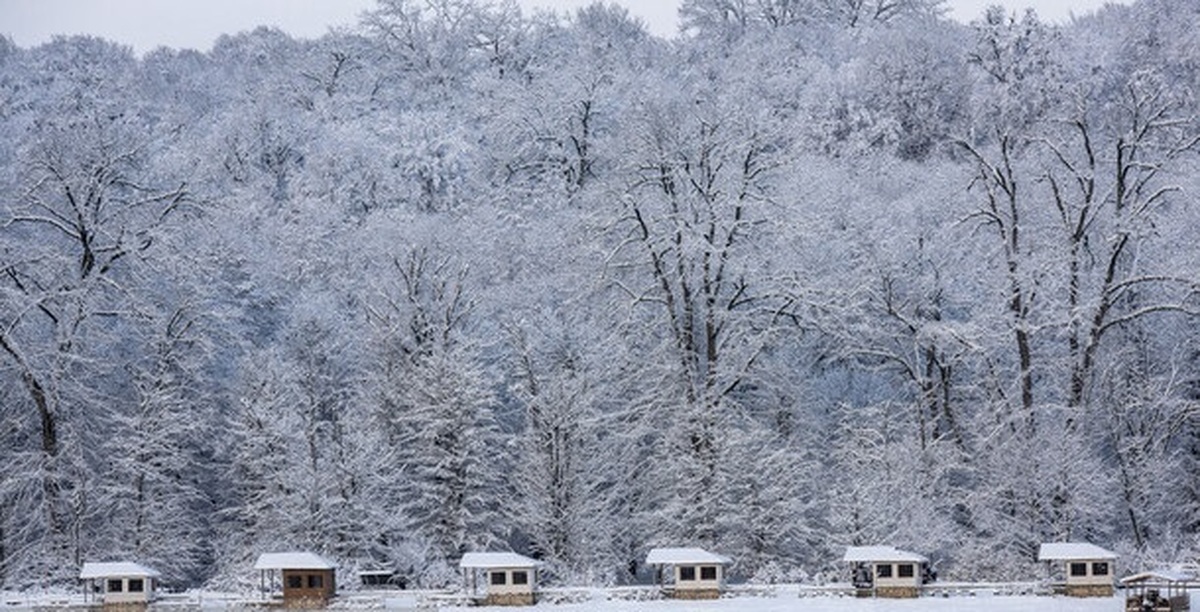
[254, 551, 337, 607]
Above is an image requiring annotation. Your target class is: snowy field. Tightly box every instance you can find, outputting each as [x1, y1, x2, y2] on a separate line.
[1, 588, 1170, 611]
[485, 598, 1125, 612]
[367, 590, 1156, 611]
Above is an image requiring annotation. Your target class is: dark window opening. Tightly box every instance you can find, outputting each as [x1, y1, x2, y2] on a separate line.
[107, 579, 124, 593]
[490, 571, 507, 585]
[876, 564, 893, 578]
[1070, 563, 1088, 577]
[512, 571, 528, 585]
[287, 575, 303, 589]
[361, 572, 394, 587]
[308, 574, 324, 589]
[898, 564, 914, 578]
[700, 566, 717, 580]
[128, 579, 144, 593]
[679, 566, 696, 581]
[1092, 562, 1109, 576]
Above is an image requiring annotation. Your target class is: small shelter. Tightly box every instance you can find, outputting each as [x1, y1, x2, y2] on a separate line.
[358, 569, 404, 589]
[843, 546, 930, 598]
[79, 562, 160, 606]
[459, 552, 541, 606]
[1038, 542, 1118, 597]
[1121, 570, 1193, 612]
[254, 551, 337, 607]
[645, 547, 732, 600]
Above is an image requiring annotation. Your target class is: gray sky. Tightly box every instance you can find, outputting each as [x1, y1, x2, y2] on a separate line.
[1, 0, 1131, 56]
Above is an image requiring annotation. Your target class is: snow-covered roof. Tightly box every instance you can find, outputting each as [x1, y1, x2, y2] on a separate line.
[1037, 543, 1117, 561]
[79, 562, 161, 579]
[459, 552, 541, 569]
[645, 548, 732, 566]
[843, 546, 928, 564]
[1121, 570, 1195, 584]
[253, 552, 337, 570]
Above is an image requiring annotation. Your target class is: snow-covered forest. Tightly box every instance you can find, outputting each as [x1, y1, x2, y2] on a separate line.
[1, 0, 1199, 593]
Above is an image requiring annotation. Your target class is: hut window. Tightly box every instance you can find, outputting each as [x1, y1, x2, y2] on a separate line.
[490, 571, 507, 585]
[679, 566, 696, 581]
[876, 564, 893, 578]
[1092, 562, 1109, 576]
[308, 574, 324, 589]
[512, 571, 528, 585]
[107, 579, 124, 593]
[898, 564, 914, 578]
[1069, 563, 1088, 577]
[700, 566, 717, 580]
[287, 575, 303, 589]
[128, 579, 144, 592]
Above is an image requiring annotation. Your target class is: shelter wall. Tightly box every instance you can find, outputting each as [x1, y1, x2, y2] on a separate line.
[486, 592, 536, 606]
[281, 568, 336, 606]
[872, 562, 922, 589]
[99, 577, 155, 605]
[1062, 560, 1115, 587]
[876, 586, 920, 598]
[1066, 583, 1114, 597]
[674, 564, 723, 591]
[484, 568, 537, 595]
[672, 588, 720, 600]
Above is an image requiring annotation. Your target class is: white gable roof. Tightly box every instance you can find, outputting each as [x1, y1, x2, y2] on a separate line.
[1121, 570, 1194, 584]
[459, 552, 541, 569]
[80, 562, 161, 579]
[1038, 543, 1117, 561]
[843, 546, 928, 564]
[254, 552, 337, 570]
[645, 547, 732, 566]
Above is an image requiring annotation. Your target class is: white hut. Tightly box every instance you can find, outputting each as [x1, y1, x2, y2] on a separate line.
[79, 562, 160, 606]
[254, 551, 338, 606]
[1038, 542, 1117, 597]
[843, 546, 929, 598]
[645, 547, 732, 600]
[460, 552, 541, 606]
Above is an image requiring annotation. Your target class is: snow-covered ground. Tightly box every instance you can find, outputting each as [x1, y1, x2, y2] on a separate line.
[504, 596, 1127, 612]
[3, 587, 1179, 611]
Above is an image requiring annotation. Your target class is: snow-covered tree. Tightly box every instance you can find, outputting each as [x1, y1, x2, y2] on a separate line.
[504, 314, 619, 583]
[0, 36, 189, 583]
[364, 247, 506, 585]
[95, 306, 218, 586]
